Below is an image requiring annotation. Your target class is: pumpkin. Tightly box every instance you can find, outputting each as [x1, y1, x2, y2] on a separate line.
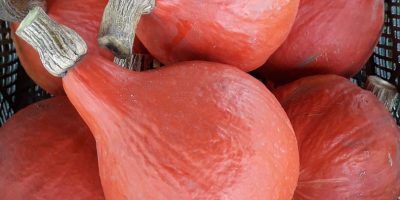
[2, 0, 149, 96]
[273, 75, 400, 199]
[17, 8, 300, 199]
[97, 0, 300, 72]
[0, 96, 105, 200]
[256, 0, 384, 85]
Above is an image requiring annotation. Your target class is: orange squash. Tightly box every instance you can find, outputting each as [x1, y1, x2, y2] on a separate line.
[65, 59, 300, 199]
[273, 75, 400, 199]
[257, 0, 384, 85]
[0, 96, 105, 200]
[16, 8, 300, 199]
[97, 0, 300, 72]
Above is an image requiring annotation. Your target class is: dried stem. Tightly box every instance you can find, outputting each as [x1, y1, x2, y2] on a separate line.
[15, 7, 87, 77]
[364, 76, 398, 111]
[0, 0, 46, 22]
[114, 54, 153, 71]
[98, 0, 155, 58]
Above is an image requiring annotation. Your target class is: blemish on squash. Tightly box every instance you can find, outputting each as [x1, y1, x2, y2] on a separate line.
[364, 150, 370, 158]
[359, 171, 366, 177]
[297, 53, 322, 68]
[388, 153, 393, 166]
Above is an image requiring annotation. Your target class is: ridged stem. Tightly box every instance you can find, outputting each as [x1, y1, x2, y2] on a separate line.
[15, 7, 87, 77]
[0, 0, 46, 22]
[98, 0, 155, 59]
[364, 76, 398, 111]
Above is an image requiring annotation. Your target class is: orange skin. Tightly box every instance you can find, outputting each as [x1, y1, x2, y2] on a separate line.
[62, 56, 299, 200]
[10, 0, 149, 96]
[0, 96, 105, 200]
[136, 0, 300, 72]
[257, 0, 384, 85]
[273, 75, 400, 199]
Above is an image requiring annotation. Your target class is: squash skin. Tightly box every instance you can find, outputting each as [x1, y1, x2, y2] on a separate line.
[135, 0, 300, 72]
[257, 0, 384, 85]
[10, 0, 149, 96]
[273, 75, 400, 199]
[63, 57, 299, 200]
[0, 96, 105, 200]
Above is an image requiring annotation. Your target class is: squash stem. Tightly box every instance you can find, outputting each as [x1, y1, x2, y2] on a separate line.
[364, 76, 398, 111]
[15, 7, 87, 77]
[0, 0, 46, 22]
[114, 54, 153, 71]
[98, 0, 155, 59]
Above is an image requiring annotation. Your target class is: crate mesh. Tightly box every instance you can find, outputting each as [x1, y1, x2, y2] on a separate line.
[0, 21, 18, 125]
[371, 1, 400, 125]
[0, 20, 51, 126]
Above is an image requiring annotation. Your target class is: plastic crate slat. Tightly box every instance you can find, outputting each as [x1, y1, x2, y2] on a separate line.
[0, 39, 13, 45]
[0, 59, 18, 70]
[0, 28, 10, 34]
[0, 49, 16, 57]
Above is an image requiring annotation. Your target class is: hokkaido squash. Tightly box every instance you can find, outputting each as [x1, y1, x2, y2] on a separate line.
[256, 0, 384, 85]
[0, 96, 105, 200]
[97, 0, 300, 72]
[273, 75, 400, 199]
[17, 8, 300, 199]
[1, 0, 148, 96]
